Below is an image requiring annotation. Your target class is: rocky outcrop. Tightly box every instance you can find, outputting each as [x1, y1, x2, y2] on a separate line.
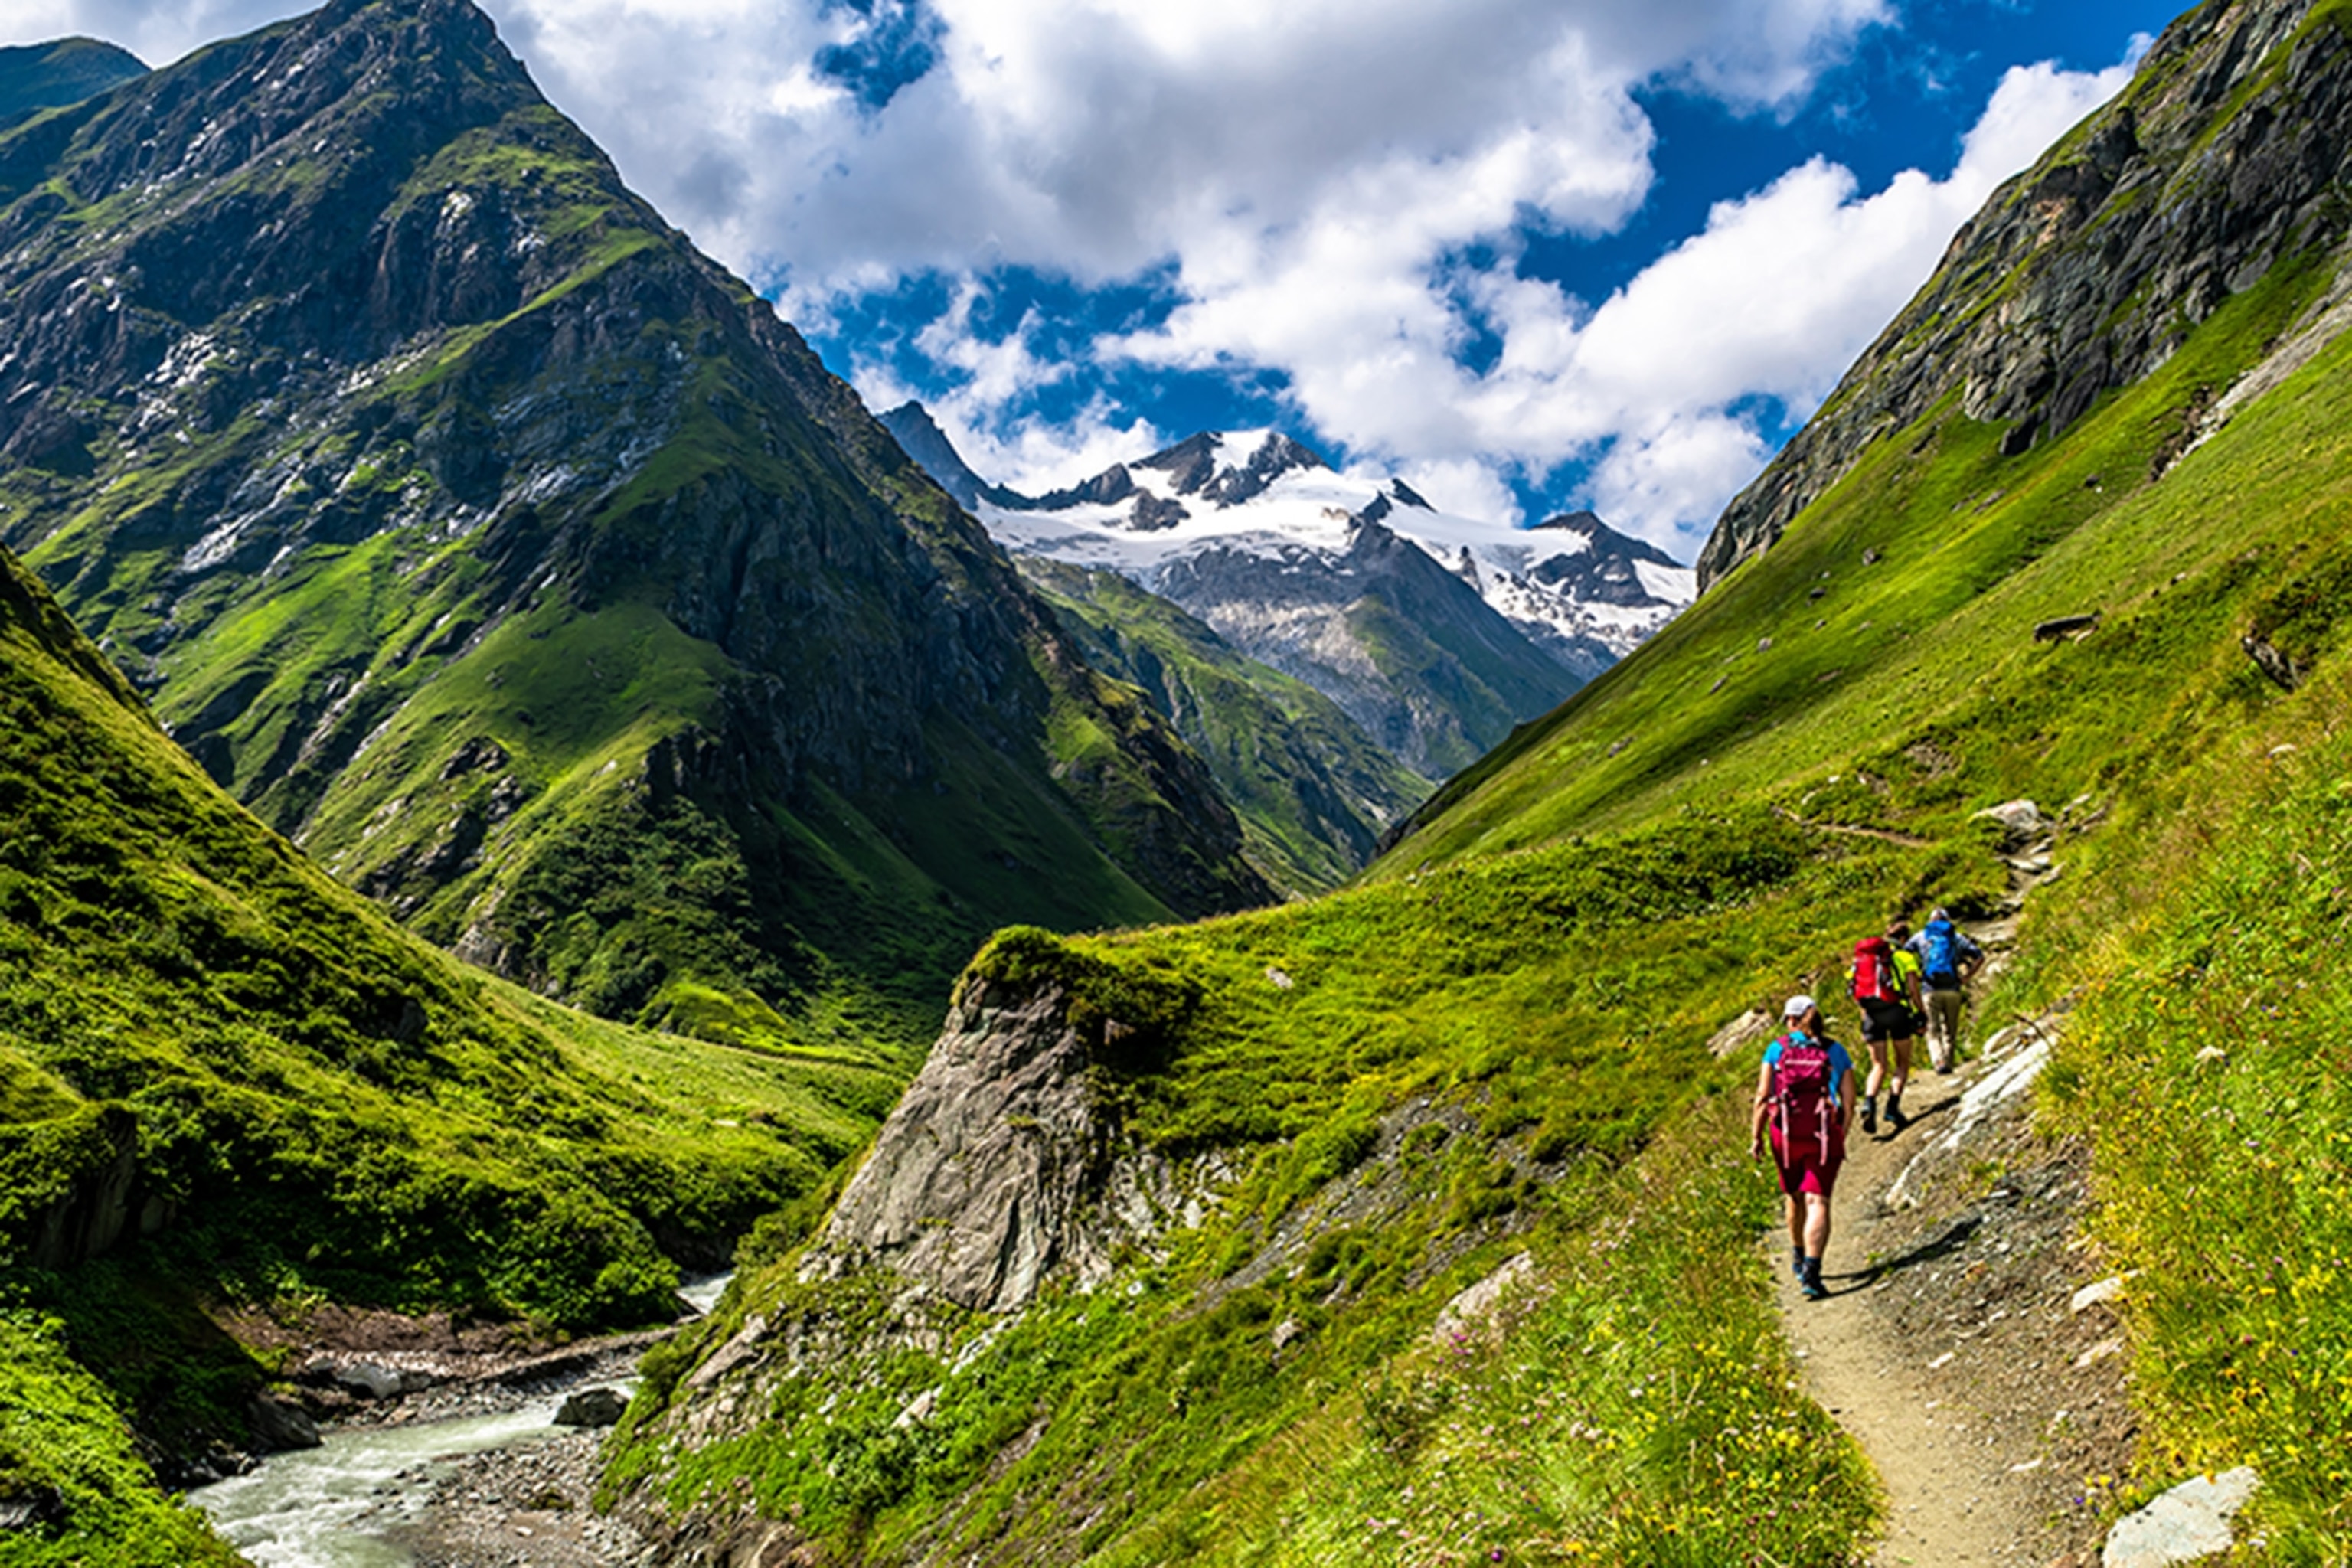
[801, 976, 1204, 1312]
[1700, 0, 2352, 587]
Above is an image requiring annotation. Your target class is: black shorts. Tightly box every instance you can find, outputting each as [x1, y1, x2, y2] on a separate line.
[1859, 998, 1919, 1043]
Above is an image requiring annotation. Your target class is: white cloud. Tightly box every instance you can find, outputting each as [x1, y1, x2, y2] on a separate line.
[1102, 51, 2135, 549]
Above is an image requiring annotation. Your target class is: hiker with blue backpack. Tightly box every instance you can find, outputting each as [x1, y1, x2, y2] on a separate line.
[1908, 908, 1984, 1073]
[1847, 920, 1925, 1135]
[1750, 995, 1857, 1301]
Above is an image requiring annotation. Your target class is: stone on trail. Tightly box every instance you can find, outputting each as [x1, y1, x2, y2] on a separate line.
[553, 1387, 628, 1427]
[2101, 1468, 2259, 1567]
[1973, 798, 2047, 848]
[2069, 1275, 2132, 1315]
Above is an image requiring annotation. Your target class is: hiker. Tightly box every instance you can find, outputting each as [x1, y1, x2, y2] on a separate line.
[1907, 907, 1984, 1073]
[1749, 995, 1857, 1301]
[1847, 920, 1925, 1135]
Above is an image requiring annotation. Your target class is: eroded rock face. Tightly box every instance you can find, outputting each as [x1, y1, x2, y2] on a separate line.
[802, 980, 1187, 1312]
[1699, 0, 2352, 588]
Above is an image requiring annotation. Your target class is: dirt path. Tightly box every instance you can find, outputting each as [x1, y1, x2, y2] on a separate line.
[1766, 1044, 2131, 1568]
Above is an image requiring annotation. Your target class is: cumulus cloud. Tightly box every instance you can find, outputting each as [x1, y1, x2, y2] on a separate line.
[1109, 49, 2137, 547]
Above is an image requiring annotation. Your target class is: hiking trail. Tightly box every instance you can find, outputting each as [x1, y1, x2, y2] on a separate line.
[1768, 1048, 2121, 1567]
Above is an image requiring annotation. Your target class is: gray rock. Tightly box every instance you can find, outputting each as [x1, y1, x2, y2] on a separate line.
[552, 1387, 629, 1428]
[335, 1361, 406, 1400]
[1973, 799, 2047, 849]
[247, 1393, 322, 1452]
[2102, 1467, 2259, 1567]
[803, 982, 1191, 1313]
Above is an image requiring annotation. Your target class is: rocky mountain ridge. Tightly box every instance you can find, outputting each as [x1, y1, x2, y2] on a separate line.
[0, 0, 1269, 1050]
[882, 407, 1693, 779]
[1698, 0, 2352, 586]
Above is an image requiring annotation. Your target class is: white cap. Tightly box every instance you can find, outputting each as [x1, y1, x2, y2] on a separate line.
[1784, 994, 1816, 1019]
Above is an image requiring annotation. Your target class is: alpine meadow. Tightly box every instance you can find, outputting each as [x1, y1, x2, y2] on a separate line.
[0, 0, 2349, 1565]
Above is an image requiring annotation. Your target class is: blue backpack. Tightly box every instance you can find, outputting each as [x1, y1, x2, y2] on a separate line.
[1919, 920, 1961, 987]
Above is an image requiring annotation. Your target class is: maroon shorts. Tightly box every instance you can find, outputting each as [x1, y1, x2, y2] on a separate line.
[1772, 1132, 1844, 1197]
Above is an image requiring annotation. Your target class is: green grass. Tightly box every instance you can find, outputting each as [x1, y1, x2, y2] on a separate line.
[0, 542, 900, 1553]
[607, 806, 1908, 1564]
[1020, 558, 1429, 894]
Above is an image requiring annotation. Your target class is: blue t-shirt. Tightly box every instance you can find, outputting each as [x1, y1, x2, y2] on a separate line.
[1762, 1032, 1854, 1099]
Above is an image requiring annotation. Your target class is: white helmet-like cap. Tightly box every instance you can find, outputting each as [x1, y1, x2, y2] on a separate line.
[1784, 994, 1817, 1019]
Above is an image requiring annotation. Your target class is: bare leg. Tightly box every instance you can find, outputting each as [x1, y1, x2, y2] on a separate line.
[1864, 1037, 1888, 1102]
[1786, 1194, 1805, 1253]
[1890, 1034, 1913, 1101]
[1803, 1193, 1833, 1263]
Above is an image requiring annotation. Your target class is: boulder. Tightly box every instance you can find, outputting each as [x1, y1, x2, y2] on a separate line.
[2102, 1468, 2259, 1567]
[247, 1393, 322, 1452]
[1432, 1253, 1534, 1344]
[335, 1361, 406, 1400]
[552, 1387, 629, 1428]
[1973, 799, 2047, 849]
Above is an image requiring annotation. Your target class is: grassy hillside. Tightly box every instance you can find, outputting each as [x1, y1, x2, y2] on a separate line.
[0, 0, 1263, 1077]
[0, 541, 898, 1560]
[612, 2, 2352, 1559]
[1018, 557, 1430, 893]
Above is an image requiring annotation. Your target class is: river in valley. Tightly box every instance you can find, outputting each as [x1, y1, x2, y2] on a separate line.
[191, 1273, 732, 1566]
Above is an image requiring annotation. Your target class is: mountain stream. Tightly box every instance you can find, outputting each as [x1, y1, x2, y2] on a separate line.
[190, 1272, 732, 1566]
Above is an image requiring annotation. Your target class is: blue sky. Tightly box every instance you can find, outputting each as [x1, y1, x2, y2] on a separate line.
[9, 0, 2188, 554]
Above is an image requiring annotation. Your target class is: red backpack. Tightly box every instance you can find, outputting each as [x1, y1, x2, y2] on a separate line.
[1770, 1031, 1841, 1158]
[1851, 936, 1901, 1004]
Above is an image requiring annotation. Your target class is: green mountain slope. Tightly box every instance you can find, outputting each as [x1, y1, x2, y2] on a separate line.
[0, 0, 1267, 1067]
[611, 0, 2352, 1560]
[0, 540, 898, 1558]
[0, 38, 144, 126]
[1018, 557, 1430, 893]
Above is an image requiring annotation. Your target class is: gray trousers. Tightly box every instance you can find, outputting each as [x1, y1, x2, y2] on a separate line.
[1923, 987, 1965, 1070]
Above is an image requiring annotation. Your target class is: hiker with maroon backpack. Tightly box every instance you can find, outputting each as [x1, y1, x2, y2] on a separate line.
[1847, 922, 1925, 1135]
[1749, 995, 1857, 1301]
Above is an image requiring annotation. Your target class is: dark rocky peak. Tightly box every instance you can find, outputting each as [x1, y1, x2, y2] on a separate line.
[1135, 430, 1330, 506]
[1697, 0, 2347, 587]
[1532, 509, 1684, 569]
[1387, 477, 1434, 510]
[877, 398, 1038, 512]
[0, 38, 147, 126]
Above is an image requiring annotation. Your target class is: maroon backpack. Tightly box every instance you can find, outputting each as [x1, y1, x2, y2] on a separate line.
[1770, 1031, 1841, 1157]
[1851, 936, 1901, 1005]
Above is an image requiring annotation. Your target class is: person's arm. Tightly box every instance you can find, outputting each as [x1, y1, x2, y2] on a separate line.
[1837, 1047, 1858, 1126]
[1959, 934, 1985, 981]
[1750, 1058, 1775, 1158]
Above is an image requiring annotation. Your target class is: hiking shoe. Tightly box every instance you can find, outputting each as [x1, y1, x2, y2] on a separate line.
[1799, 1268, 1829, 1302]
[1860, 1096, 1877, 1135]
[1886, 1096, 1907, 1129]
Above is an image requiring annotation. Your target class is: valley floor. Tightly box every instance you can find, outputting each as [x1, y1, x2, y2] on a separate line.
[1774, 1025, 2135, 1566]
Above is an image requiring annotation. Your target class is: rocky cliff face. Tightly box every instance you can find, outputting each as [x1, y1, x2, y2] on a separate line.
[1699, 0, 2352, 587]
[799, 977, 1208, 1313]
[0, 0, 1268, 1042]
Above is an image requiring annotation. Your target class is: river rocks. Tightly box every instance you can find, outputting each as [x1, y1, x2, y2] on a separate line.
[247, 1393, 322, 1452]
[2101, 1468, 2260, 1567]
[551, 1387, 628, 1428]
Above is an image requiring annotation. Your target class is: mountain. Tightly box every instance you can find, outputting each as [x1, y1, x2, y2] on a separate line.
[1015, 556, 1430, 893]
[0, 38, 145, 126]
[893, 414, 1693, 776]
[877, 399, 1025, 513]
[610, 1, 2352, 1561]
[0, 0, 1269, 1060]
[0, 538, 895, 1559]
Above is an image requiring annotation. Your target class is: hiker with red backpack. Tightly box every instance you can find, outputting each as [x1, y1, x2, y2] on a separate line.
[1749, 995, 1857, 1301]
[1907, 907, 1984, 1073]
[1847, 921, 1926, 1135]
